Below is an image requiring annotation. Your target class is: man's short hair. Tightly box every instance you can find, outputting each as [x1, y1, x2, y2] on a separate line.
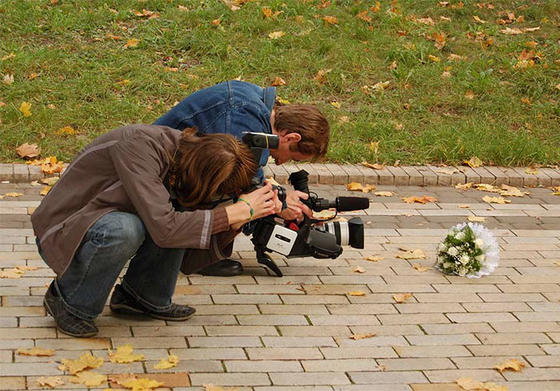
[273, 103, 330, 158]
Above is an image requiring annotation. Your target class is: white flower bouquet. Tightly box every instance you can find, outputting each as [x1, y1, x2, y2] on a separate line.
[435, 223, 499, 278]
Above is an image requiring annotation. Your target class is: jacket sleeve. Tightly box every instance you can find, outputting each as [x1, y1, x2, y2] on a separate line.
[108, 134, 230, 249]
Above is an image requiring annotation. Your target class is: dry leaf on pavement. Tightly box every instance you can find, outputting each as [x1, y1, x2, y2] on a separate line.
[366, 255, 384, 262]
[494, 358, 526, 373]
[0, 268, 25, 279]
[37, 376, 64, 388]
[374, 191, 394, 197]
[16, 143, 41, 159]
[456, 183, 473, 190]
[482, 196, 511, 204]
[402, 195, 437, 204]
[412, 264, 431, 272]
[40, 186, 52, 196]
[2, 192, 23, 198]
[60, 352, 104, 374]
[467, 216, 485, 222]
[153, 354, 179, 369]
[346, 182, 376, 193]
[108, 344, 144, 363]
[348, 291, 366, 296]
[499, 184, 529, 197]
[396, 249, 426, 260]
[117, 376, 164, 390]
[350, 333, 376, 340]
[70, 370, 107, 387]
[353, 266, 366, 273]
[204, 385, 239, 391]
[393, 293, 413, 303]
[17, 347, 55, 356]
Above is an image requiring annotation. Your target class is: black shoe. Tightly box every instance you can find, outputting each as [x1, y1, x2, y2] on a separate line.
[197, 259, 243, 277]
[110, 284, 195, 321]
[43, 282, 98, 338]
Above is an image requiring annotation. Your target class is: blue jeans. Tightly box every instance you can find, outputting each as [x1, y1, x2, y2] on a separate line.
[44, 211, 185, 320]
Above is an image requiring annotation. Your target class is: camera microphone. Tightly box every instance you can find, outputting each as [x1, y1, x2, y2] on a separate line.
[334, 197, 370, 212]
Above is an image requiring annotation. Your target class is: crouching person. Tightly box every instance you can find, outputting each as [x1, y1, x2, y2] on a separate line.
[31, 125, 278, 337]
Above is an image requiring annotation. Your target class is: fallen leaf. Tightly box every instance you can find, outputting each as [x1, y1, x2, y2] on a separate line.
[40, 185, 52, 196]
[124, 38, 140, 48]
[361, 162, 385, 170]
[313, 209, 337, 220]
[323, 16, 338, 24]
[463, 156, 482, 168]
[459, 204, 470, 208]
[60, 352, 104, 374]
[441, 70, 451, 78]
[204, 385, 239, 391]
[26, 156, 65, 175]
[473, 15, 487, 23]
[133, 9, 160, 18]
[1, 52, 15, 60]
[371, 1, 381, 12]
[312, 69, 331, 83]
[3, 192, 23, 197]
[396, 249, 426, 260]
[457, 377, 484, 390]
[339, 116, 350, 123]
[494, 358, 526, 373]
[482, 196, 511, 204]
[211, 18, 221, 26]
[356, 10, 372, 23]
[154, 354, 179, 369]
[55, 126, 76, 136]
[402, 195, 438, 204]
[374, 191, 394, 197]
[525, 167, 538, 175]
[271, 77, 286, 86]
[366, 255, 384, 262]
[348, 291, 366, 296]
[456, 183, 473, 190]
[350, 333, 376, 340]
[467, 216, 486, 222]
[330, 101, 341, 109]
[417, 17, 435, 25]
[346, 182, 376, 193]
[41, 177, 59, 186]
[428, 54, 441, 62]
[474, 183, 500, 193]
[37, 376, 64, 388]
[16, 143, 40, 159]
[70, 370, 107, 387]
[500, 184, 529, 197]
[17, 347, 55, 356]
[0, 268, 25, 278]
[412, 264, 431, 272]
[2, 74, 14, 85]
[464, 90, 475, 100]
[353, 266, 366, 273]
[19, 101, 32, 117]
[393, 293, 413, 303]
[108, 344, 144, 363]
[268, 31, 285, 39]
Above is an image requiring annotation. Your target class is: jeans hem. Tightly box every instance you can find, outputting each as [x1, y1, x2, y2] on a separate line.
[53, 280, 98, 321]
[121, 279, 172, 312]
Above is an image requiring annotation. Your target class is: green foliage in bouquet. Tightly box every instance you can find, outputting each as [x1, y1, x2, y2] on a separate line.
[436, 225, 486, 277]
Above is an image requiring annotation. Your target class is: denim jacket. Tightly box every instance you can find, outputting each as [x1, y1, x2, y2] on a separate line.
[154, 80, 276, 181]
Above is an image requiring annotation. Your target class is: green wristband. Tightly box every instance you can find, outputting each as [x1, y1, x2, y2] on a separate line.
[238, 197, 254, 219]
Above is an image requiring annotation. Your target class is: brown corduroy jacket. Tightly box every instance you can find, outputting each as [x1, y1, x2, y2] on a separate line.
[31, 124, 230, 276]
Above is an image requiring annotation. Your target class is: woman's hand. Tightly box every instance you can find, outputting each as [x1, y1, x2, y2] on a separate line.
[225, 183, 277, 229]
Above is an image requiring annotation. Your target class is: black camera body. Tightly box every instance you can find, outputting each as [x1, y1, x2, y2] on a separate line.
[241, 132, 369, 277]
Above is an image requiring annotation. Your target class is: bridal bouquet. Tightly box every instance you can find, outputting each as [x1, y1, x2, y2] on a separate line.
[435, 223, 499, 278]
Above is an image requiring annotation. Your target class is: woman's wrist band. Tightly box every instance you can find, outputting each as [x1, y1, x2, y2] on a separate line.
[238, 198, 254, 219]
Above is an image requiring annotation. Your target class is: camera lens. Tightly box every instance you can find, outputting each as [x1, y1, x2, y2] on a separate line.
[321, 217, 364, 249]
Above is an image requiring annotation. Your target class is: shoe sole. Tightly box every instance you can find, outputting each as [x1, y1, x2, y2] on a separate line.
[43, 298, 98, 338]
[110, 303, 196, 321]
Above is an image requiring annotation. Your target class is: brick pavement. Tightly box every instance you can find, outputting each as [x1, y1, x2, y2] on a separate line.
[0, 182, 559, 390]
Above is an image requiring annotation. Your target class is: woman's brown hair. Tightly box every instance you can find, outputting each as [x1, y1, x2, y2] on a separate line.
[167, 129, 257, 208]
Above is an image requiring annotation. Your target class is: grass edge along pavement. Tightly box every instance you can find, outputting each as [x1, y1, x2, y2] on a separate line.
[1, 162, 560, 188]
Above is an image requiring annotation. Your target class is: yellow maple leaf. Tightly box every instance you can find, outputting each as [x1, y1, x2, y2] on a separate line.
[428, 54, 441, 62]
[393, 293, 413, 303]
[402, 195, 438, 204]
[323, 16, 338, 24]
[412, 264, 431, 272]
[271, 76, 286, 86]
[268, 31, 285, 39]
[366, 255, 384, 262]
[525, 167, 538, 175]
[371, 2, 381, 12]
[456, 183, 473, 190]
[16, 143, 41, 159]
[463, 156, 482, 167]
[60, 352, 104, 374]
[19, 101, 32, 117]
[70, 370, 107, 387]
[467, 216, 485, 223]
[353, 266, 366, 273]
[482, 196, 511, 204]
[124, 38, 140, 48]
[153, 354, 179, 369]
[108, 344, 144, 363]
[17, 347, 55, 356]
[56, 126, 76, 135]
[120, 377, 164, 390]
[500, 184, 529, 197]
[350, 332, 376, 340]
[330, 101, 341, 109]
[348, 291, 366, 296]
[37, 376, 64, 388]
[396, 249, 426, 260]
[374, 191, 394, 197]
[494, 358, 526, 373]
[456, 377, 484, 390]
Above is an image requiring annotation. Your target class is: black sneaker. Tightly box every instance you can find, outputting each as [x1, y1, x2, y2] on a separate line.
[110, 284, 195, 321]
[43, 282, 98, 338]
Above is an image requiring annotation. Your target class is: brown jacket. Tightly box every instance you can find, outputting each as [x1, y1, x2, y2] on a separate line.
[31, 124, 230, 276]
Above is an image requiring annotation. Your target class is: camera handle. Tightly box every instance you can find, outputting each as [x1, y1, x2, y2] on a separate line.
[256, 247, 283, 277]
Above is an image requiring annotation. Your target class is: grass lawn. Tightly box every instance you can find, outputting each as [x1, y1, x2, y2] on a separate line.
[0, 0, 559, 166]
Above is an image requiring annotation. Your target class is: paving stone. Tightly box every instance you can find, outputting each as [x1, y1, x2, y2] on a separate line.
[324, 164, 348, 185]
[246, 348, 323, 360]
[270, 372, 350, 386]
[348, 370, 427, 384]
[12, 165, 29, 183]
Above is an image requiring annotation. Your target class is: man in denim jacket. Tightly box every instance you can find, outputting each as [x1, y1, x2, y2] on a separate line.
[155, 80, 330, 276]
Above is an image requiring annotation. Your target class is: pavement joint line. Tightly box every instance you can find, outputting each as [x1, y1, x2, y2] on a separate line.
[2, 163, 560, 187]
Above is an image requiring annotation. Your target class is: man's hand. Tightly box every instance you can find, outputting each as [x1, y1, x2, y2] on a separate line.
[279, 190, 313, 221]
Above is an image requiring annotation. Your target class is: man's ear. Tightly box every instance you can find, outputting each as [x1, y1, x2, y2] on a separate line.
[283, 132, 302, 144]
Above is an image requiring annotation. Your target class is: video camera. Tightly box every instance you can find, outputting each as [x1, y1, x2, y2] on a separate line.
[241, 132, 369, 277]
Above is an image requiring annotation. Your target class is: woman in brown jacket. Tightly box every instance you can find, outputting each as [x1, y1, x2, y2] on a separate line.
[32, 124, 279, 337]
